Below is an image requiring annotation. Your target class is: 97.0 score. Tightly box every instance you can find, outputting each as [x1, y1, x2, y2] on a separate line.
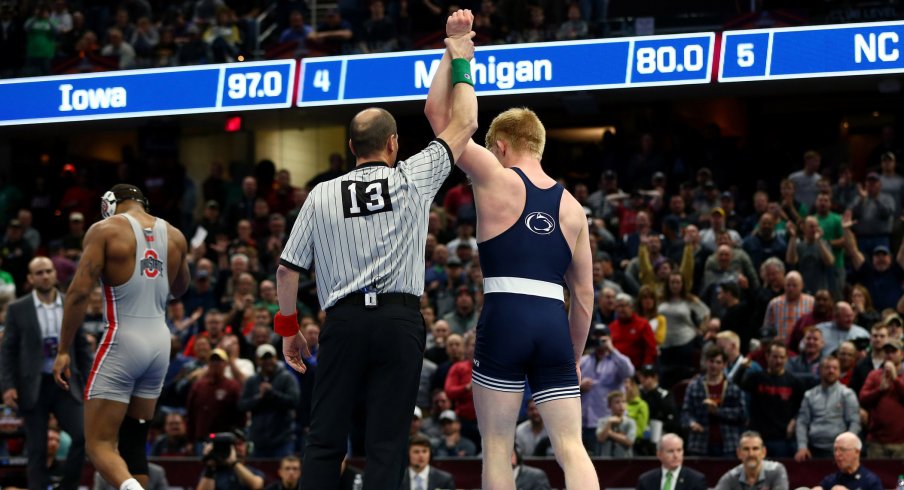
[226, 71, 283, 99]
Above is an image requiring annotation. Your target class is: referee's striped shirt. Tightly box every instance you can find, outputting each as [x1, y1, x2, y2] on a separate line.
[280, 139, 453, 309]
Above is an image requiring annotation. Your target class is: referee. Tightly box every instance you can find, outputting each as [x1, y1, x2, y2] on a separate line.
[274, 10, 479, 490]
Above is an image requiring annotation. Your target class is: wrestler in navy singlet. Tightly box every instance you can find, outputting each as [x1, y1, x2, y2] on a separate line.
[472, 167, 580, 404]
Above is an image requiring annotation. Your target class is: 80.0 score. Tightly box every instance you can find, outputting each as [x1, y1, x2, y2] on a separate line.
[635, 45, 705, 74]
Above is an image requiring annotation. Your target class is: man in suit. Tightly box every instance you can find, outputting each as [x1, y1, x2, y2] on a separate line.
[513, 444, 551, 490]
[400, 434, 455, 490]
[636, 434, 707, 490]
[0, 256, 93, 490]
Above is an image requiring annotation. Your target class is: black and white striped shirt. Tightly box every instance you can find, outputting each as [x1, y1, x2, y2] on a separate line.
[280, 139, 453, 309]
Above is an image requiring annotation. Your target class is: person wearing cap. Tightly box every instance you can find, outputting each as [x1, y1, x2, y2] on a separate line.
[196, 200, 226, 246]
[878, 151, 904, 215]
[843, 214, 904, 311]
[186, 348, 244, 444]
[579, 324, 635, 453]
[444, 251, 467, 292]
[442, 285, 478, 335]
[637, 364, 682, 440]
[849, 322, 890, 396]
[692, 175, 717, 216]
[434, 409, 477, 458]
[409, 406, 430, 441]
[60, 211, 86, 252]
[794, 355, 860, 461]
[858, 338, 904, 458]
[788, 150, 822, 208]
[1, 217, 35, 290]
[719, 191, 742, 232]
[885, 312, 904, 342]
[610, 292, 657, 369]
[849, 170, 896, 257]
[238, 343, 300, 458]
[699, 207, 742, 253]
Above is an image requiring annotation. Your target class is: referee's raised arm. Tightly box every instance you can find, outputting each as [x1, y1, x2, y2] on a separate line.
[434, 9, 479, 163]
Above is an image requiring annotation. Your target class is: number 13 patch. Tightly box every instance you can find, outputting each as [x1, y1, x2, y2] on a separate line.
[341, 179, 393, 218]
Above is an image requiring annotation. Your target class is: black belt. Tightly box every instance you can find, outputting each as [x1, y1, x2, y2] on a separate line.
[330, 292, 420, 310]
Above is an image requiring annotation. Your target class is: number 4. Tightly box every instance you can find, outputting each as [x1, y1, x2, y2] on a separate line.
[737, 43, 755, 68]
[314, 69, 331, 92]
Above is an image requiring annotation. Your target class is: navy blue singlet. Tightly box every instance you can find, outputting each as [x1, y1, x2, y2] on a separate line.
[472, 167, 581, 404]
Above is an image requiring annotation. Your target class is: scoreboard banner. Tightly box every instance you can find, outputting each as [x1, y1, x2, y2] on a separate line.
[1, 21, 904, 125]
[297, 33, 716, 106]
[719, 20, 904, 82]
[0, 60, 296, 126]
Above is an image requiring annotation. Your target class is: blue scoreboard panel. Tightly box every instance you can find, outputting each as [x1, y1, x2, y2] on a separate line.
[0, 60, 296, 126]
[2, 21, 904, 125]
[297, 33, 715, 106]
[720, 20, 904, 82]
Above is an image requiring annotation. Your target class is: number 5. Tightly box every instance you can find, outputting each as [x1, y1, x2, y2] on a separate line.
[737, 43, 755, 68]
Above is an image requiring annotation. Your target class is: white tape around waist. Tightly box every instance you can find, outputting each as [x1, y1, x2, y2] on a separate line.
[483, 276, 564, 302]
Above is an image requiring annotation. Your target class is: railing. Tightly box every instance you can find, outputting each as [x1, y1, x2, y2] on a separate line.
[1, 456, 903, 488]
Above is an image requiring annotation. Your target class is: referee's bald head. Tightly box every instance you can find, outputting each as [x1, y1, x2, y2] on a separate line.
[349, 108, 398, 160]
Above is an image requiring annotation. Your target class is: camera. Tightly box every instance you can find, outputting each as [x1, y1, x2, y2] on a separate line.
[204, 432, 236, 466]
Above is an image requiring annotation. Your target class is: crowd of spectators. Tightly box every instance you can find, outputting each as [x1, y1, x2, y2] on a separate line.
[1, 0, 859, 79]
[0, 120, 902, 486]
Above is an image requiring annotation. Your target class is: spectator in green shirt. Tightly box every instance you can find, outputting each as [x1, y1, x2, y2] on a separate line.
[24, 6, 56, 75]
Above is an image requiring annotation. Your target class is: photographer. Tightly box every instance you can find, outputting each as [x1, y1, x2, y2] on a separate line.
[578, 324, 635, 453]
[198, 429, 265, 490]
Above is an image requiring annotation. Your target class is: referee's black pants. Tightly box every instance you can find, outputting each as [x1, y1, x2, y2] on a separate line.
[301, 297, 425, 490]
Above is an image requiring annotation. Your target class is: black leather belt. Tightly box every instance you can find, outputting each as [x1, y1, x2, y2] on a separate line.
[330, 292, 420, 310]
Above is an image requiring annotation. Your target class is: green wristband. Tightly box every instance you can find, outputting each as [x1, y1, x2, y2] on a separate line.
[451, 58, 474, 87]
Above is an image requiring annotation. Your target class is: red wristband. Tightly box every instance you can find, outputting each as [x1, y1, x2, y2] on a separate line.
[274, 311, 299, 337]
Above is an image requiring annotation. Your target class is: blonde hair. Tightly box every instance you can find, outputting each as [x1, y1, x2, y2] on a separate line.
[485, 107, 546, 158]
[715, 330, 740, 348]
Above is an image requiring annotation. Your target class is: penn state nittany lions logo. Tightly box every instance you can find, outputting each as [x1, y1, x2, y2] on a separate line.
[140, 249, 163, 278]
[524, 211, 556, 235]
